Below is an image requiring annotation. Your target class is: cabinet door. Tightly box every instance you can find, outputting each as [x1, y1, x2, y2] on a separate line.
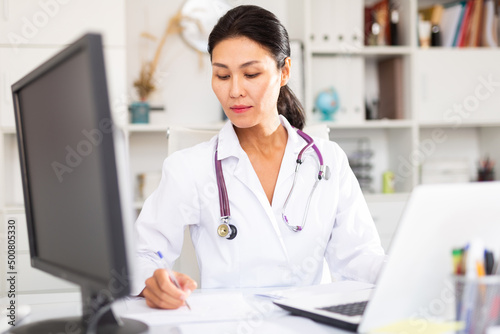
[415, 50, 500, 123]
[310, 0, 363, 52]
[0, 0, 125, 46]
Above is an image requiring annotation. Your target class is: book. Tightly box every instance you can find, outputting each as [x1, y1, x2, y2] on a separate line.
[377, 57, 403, 120]
[441, 2, 466, 47]
[452, 1, 468, 46]
[457, 0, 473, 47]
[481, 0, 499, 46]
[467, 0, 484, 46]
[364, 0, 390, 46]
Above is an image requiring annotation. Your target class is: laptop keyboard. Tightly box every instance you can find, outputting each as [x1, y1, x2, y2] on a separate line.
[318, 301, 368, 317]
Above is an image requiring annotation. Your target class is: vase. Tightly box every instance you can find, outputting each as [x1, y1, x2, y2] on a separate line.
[130, 101, 150, 124]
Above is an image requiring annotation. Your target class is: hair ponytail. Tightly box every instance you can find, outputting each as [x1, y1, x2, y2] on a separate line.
[278, 85, 305, 130]
[208, 5, 306, 129]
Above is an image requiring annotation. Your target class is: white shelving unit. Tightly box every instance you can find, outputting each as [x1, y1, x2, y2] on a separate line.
[289, 0, 499, 249]
[298, 0, 498, 188]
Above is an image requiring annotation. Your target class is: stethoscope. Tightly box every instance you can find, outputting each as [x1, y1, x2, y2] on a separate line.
[215, 128, 330, 240]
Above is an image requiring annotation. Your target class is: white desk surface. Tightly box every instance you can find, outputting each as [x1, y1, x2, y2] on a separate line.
[2, 288, 352, 334]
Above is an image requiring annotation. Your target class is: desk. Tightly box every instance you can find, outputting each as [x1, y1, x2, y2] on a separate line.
[2, 290, 348, 334]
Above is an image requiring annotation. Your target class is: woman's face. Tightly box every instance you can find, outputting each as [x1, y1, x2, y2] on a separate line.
[211, 36, 290, 129]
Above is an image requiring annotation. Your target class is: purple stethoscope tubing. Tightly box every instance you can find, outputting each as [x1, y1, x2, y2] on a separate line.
[282, 128, 328, 231]
[214, 148, 230, 219]
[214, 128, 329, 238]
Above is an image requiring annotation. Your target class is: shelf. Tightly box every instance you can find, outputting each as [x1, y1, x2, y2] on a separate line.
[1, 127, 16, 134]
[128, 105, 165, 111]
[316, 119, 414, 129]
[416, 47, 500, 53]
[122, 120, 500, 132]
[361, 46, 413, 55]
[126, 124, 169, 133]
[312, 46, 413, 58]
[418, 120, 500, 128]
[126, 121, 226, 133]
[1, 206, 25, 214]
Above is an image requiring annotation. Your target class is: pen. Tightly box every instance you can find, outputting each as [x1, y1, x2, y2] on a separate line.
[157, 251, 192, 310]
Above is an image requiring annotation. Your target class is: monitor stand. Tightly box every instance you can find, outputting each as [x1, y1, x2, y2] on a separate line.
[11, 286, 148, 334]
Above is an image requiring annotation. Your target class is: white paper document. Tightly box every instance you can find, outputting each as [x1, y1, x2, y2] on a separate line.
[254, 280, 374, 300]
[113, 291, 269, 326]
[113, 282, 374, 327]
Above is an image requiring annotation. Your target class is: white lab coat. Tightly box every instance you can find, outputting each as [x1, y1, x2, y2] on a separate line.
[132, 115, 385, 295]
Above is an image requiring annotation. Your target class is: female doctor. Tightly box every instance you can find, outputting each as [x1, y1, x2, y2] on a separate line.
[133, 5, 386, 310]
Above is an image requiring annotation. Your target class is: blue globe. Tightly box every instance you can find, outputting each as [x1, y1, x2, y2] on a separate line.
[315, 87, 340, 121]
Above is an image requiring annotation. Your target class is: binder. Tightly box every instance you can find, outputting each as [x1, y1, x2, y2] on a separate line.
[377, 57, 403, 120]
[482, 0, 499, 46]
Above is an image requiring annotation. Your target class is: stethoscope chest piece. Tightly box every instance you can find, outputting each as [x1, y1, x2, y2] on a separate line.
[217, 223, 229, 237]
[217, 221, 237, 240]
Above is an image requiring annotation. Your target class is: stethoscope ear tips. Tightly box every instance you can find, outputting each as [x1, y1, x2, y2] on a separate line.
[324, 165, 331, 180]
[319, 165, 331, 181]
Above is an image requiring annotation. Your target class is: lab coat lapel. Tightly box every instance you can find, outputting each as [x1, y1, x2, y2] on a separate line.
[275, 115, 302, 189]
[274, 137, 299, 190]
[233, 158, 291, 263]
[232, 155, 270, 209]
[217, 120, 275, 213]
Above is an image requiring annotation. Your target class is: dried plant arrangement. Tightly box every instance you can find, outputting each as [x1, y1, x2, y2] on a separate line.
[133, 10, 205, 101]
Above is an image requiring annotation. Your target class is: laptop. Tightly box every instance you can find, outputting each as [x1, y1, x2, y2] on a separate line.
[274, 182, 500, 332]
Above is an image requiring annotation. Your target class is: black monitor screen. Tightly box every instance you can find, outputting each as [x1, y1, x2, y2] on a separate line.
[17, 48, 112, 280]
[12, 34, 147, 333]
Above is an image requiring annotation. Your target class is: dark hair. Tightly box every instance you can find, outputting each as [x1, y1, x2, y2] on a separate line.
[208, 5, 305, 129]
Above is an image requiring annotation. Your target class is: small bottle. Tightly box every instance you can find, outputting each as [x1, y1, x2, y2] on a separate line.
[390, 7, 399, 46]
[430, 5, 443, 47]
[382, 171, 395, 194]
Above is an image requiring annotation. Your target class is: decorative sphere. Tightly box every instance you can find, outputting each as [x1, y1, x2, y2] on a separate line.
[315, 87, 340, 121]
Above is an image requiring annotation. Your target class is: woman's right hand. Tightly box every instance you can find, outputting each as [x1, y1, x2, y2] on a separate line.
[140, 269, 198, 309]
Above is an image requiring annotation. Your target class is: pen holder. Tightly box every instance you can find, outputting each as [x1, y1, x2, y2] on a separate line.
[478, 169, 495, 182]
[454, 275, 500, 334]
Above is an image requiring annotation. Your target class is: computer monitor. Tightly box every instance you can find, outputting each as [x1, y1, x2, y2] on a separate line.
[11, 33, 147, 333]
